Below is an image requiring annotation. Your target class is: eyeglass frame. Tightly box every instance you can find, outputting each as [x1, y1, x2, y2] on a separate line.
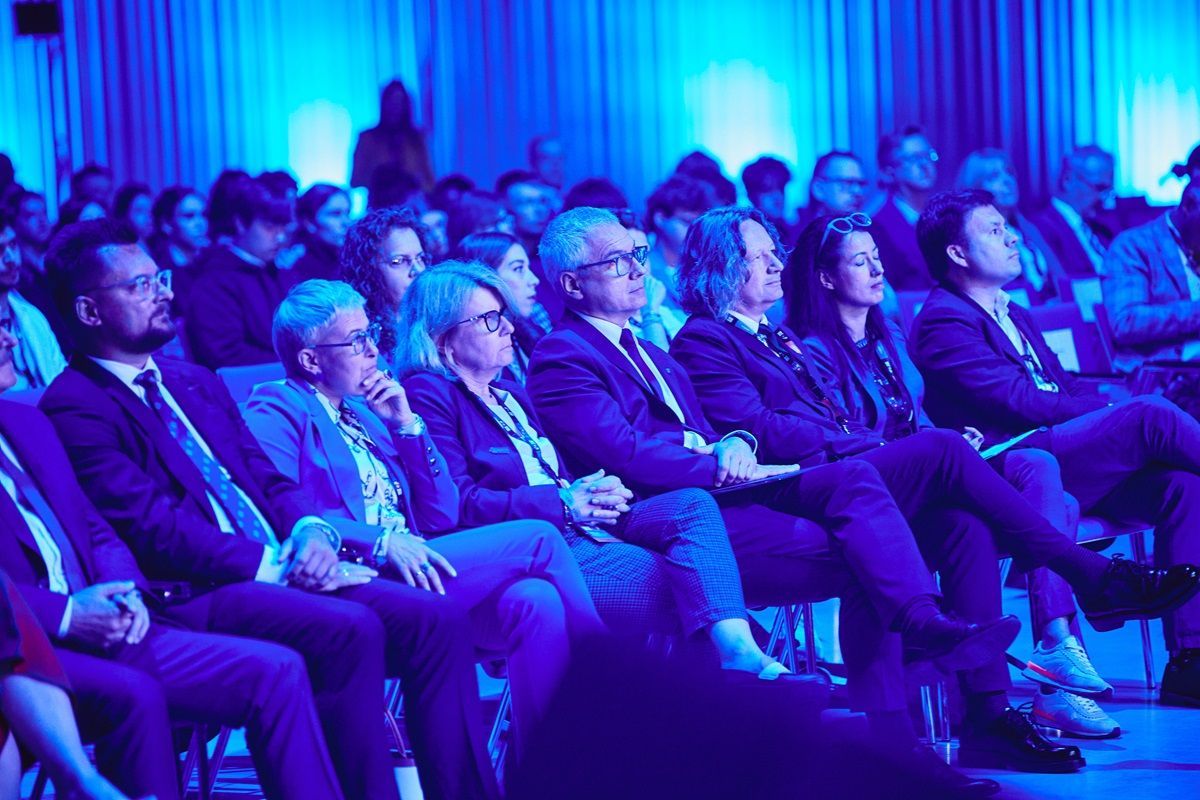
[452, 306, 511, 334]
[309, 322, 382, 356]
[818, 213, 873, 252]
[383, 252, 430, 279]
[80, 269, 174, 298]
[574, 245, 650, 278]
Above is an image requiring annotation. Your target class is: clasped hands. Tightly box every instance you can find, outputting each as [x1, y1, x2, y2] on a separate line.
[66, 581, 150, 649]
[562, 470, 633, 527]
[691, 438, 799, 488]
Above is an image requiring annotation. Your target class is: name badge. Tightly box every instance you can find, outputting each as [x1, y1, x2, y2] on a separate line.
[488, 446, 514, 455]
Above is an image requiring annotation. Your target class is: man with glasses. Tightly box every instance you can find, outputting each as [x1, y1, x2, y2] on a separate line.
[186, 175, 301, 370]
[0, 211, 66, 389]
[911, 190, 1200, 707]
[803, 150, 869, 226]
[1029, 145, 1119, 278]
[39, 219, 503, 800]
[872, 126, 940, 291]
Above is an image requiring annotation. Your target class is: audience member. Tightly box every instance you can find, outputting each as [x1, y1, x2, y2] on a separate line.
[783, 209, 1117, 738]
[645, 175, 717, 341]
[0, 212, 66, 388]
[1102, 178, 1200, 372]
[526, 206, 1027, 795]
[352, 80, 435, 190]
[39, 218, 503, 800]
[445, 188, 514, 251]
[741, 156, 794, 241]
[147, 185, 208, 272]
[399, 261, 800, 681]
[53, 195, 107, 236]
[1028, 146, 1116, 278]
[497, 168, 555, 256]
[873, 126, 940, 290]
[204, 168, 251, 244]
[456, 230, 550, 382]
[805, 150, 869, 222]
[111, 183, 154, 243]
[431, 173, 475, 213]
[674, 151, 737, 206]
[910, 189, 1200, 706]
[956, 149, 1065, 304]
[607, 208, 672, 351]
[0, 154, 17, 207]
[367, 163, 424, 210]
[69, 164, 114, 208]
[528, 135, 565, 189]
[561, 177, 629, 212]
[341, 205, 430, 366]
[245, 278, 604, 762]
[293, 183, 350, 282]
[5, 190, 51, 276]
[1172, 142, 1200, 185]
[421, 207, 451, 260]
[186, 175, 299, 368]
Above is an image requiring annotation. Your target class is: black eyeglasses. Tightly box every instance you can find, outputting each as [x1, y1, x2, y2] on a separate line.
[310, 322, 381, 355]
[83, 269, 173, 298]
[453, 308, 510, 333]
[575, 245, 649, 277]
[819, 213, 873, 252]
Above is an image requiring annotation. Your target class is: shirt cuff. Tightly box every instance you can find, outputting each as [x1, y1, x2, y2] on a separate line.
[254, 545, 288, 584]
[57, 597, 73, 638]
[291, 515, 342, 553]
[393, 414, 425, 437]
[721, 429, 759, 454]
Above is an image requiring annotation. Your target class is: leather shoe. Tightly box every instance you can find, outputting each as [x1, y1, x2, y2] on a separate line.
[1160, 649, 1200, 707]
[903, 613, 1021, 671]
[1079, 555, 1200, 632]
[958, 708, 1085, 773]
[906, 744, 1001, 797]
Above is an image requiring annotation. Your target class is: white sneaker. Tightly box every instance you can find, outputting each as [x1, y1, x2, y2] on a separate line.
[1021, 635, 1113, 697]
[1031, 689, 1120, 739]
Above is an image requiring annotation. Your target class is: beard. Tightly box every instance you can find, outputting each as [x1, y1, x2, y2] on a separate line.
[125, 315, 178, 354]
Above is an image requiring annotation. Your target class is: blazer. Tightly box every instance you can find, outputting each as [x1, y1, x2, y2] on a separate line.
[801, 320, 935, 438]
[908, 285, 1106, 443]
[670, 315, 885, 466]
[1028, 203, 1112, 279]
[0, 400, 145, 634]
[871, 196, 931, 291]
[39, 355, 311, 586]
[242, 378, 458, 542]
[1101, 213, 1200, 371]
[404, 372, 567, 530]
[525, 310, 724, 498]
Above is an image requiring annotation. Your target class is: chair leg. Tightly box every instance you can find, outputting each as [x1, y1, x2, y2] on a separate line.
[919, 682, 951, 744]
[782, 605, 802, 672]
[204, 727, 232, 800]
[1131, 532, 1159, 690]
[383, 679, 411, 758]
[800, 603, 817, 674]
[29, 767, 48, 800]
[487, 682, 512, 783]
[178, 725, 201, 799]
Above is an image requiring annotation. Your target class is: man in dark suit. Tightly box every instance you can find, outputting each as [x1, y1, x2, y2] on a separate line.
[1028, 146, 1118, 279]
[527, 207, 1025, 795]
[38, 219, 500, 800]
[871, 126, 939, 291]
[910, 189, 1200, 706]
[0, 304, 340, 799]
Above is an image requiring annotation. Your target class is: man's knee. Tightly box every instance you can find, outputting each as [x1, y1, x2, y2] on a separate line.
[1003, 447, 1063, 489]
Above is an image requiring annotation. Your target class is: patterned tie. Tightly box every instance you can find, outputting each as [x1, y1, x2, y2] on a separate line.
[0, 446, 87, 591]
[618, 328, 665, 402]
[134, 371, 276, 545]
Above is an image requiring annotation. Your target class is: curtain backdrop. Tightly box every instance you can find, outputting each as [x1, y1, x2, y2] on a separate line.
[3, 0, 1198, 214]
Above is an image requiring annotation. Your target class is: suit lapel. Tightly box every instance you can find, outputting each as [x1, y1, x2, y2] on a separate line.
[562, 312, 675, 410]
[295, 382, 368, 521]
[459, 381, 538, 482]
[1152, 216, 1192, 298]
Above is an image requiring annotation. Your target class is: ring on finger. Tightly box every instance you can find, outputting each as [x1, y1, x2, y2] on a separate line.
[419, 562, 432, 572]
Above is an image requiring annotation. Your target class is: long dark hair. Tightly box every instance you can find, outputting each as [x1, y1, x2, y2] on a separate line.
[785, 214, 908, 418]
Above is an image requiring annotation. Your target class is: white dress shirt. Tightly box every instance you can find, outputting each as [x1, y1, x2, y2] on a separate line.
[1051, 197, 1106, 275]
[986, 292, 1059, 393]
[489, 388, 562, 487]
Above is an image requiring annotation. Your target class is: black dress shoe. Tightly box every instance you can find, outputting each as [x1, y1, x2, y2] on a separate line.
[906, 744, 1001, 797]
[1079, 555, 1200, 632]
[1160, 650, 1200, 707]
[958, 708, 1086, 773]
[903, 613, 1021, 671]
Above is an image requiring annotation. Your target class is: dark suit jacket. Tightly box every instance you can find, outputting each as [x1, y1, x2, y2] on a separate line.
[908, 285, 1105, 443]
[185, 246, 298, 370]
[404, 372, 567, 530]
[1028, 203, 1110, 279]
[39, 356, 311, 586]
[526, 311, 723, 498]
[0, 400, 145, 634]
[242, 377, 458, 541]
[670, 315, 884, 466]
[871, 196, 931, 291]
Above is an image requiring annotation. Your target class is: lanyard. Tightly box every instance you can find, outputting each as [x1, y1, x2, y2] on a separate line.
[726, 316, 853, 434]
[855, 337, 915, 428]
[470, 388, 568, 489]
[335, 404, 410, 513]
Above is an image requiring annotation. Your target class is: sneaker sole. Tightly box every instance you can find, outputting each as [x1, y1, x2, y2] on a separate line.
[958, 747, 1086, 774]
[934, 616, 1021, 672]
[1085, 580, 1200, 632]
[1020, 663, 1113, 698]
[1031, 717, 1122, 740]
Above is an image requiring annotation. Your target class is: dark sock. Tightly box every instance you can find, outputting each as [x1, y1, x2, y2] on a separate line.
[868, 709, 919, 750]
[963, 690, 1010, 729]
[891, 594, 941, 635]
[1046, 545, 1111, 592]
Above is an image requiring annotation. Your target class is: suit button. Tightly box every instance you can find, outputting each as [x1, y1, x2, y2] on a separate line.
[433, 469, 441, 476]
[429, 457, 437, 464]
[426, 446, 433, 453]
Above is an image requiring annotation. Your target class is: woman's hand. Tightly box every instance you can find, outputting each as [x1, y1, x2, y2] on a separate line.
[563, 470, 632, 527]
[362, 370, 416, 428]
[962, 426, 984, 451]
[387, 532, 457, 594]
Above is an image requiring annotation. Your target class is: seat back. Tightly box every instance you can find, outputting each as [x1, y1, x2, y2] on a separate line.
[1028, 303, 1114, 374]
[217, 362, 286, 404]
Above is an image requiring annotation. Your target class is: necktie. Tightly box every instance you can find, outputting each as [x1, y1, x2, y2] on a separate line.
[0, 446, 86, 591]
[134, 371, 275, 545]
[618, 328, 665, 402]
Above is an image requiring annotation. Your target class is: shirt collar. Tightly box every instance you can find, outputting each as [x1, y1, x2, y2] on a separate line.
[313, 388, 342, 422]
[226, 243, 267, 268]
[578, 312, 630, 346]
[990, 290, 1013, 323]
[1050, 197, 1086, 230]
[90, 354, 158, 392]
[729, 310, 766, 332]
[893, 195, 921, 226]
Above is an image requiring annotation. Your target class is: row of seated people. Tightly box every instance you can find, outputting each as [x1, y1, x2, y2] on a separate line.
[4, 193, 1199, 798]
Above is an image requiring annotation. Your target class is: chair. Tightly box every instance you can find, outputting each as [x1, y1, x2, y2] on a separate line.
[1028, 302, 1117, 375]
[216, 362, 286, 405]
[764, 603, 818, 674]
[894, 291, 929, 334]
[1067, 277, 1104, 323]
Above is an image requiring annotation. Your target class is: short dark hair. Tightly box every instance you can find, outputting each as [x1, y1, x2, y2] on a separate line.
[206, 169, 252, 238]
[674, 151, 737, 206]
[876, 124, 926, 170]
[44, 218, 140, 325]
[645, 175, 716, 233]
[431, 174, 475, 212]
[113, 182, 152, 222]
[455, 230, 522, 270]
[258, 170, 298, 198]
[340, 206, 428, 356]
[812, 150, 862, 179]
[297, 183, 348, 225]
[225, 176, 293, 232]
[915, 189, 996, 284]
[152, 185, 202, 233]
[70, 163, 113, 194]
[562, 178, 629, 212]
[445, 189, 507, 250]
[741, 157, 792, 196]
[495, 169, 539, 197]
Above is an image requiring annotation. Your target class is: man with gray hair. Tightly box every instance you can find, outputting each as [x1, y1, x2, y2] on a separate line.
[527, 206, 1019, 795]
[1030, 145, 1118, 277]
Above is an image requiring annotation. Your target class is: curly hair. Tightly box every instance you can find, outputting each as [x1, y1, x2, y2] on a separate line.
[339, 206, 429, 357]
[676, 205, 782, 318]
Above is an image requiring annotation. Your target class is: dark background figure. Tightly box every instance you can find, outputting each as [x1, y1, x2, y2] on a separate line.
[561, 177, 629, 212]
[742, 156, 795, 243]
[112, 183, 154, 245]
[204, 168, 252, 246]
[645, 174, 717, 341]
[496, 168, 554, 257]
[293, 183, 350, 282]
[431, 173, 475, 213]
[873, 125, 940, 291]
[69, 164, 114, 208]
[351, 79, 435, 191]
[673, 150, 737, 205]
[147, 186, 209, 274]
[445, 188, 514, 252]
[53, 196, 107, 238]
[527, 135, 565, 189]
[3, 191, 55, 328]
[367, 163, 424, 210]
[0, 154, 21, 209]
